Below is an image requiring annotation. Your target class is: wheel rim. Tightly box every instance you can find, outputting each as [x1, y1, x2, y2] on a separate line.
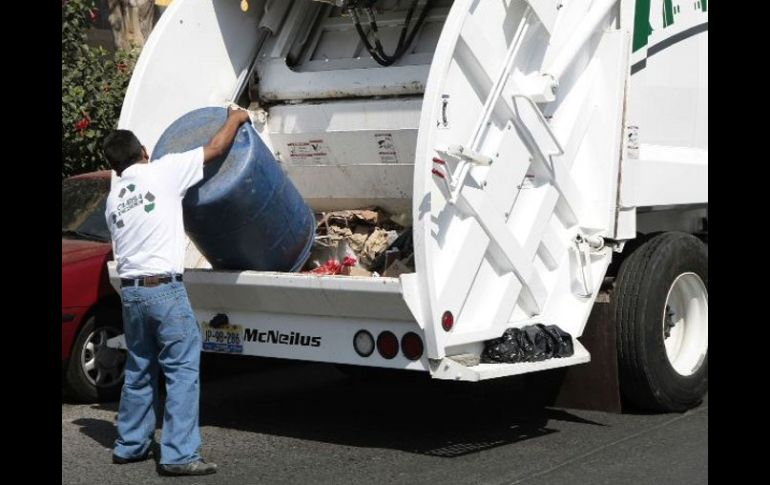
[662, 272, 708, 376]
[80, 324, 126, 388]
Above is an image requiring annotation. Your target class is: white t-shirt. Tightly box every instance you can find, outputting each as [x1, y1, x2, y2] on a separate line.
[105, 147, 205, 279]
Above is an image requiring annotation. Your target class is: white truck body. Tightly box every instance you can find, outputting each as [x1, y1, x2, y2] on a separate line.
[109, 0, 708, 381]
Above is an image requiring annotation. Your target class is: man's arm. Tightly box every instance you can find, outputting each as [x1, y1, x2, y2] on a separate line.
[203, 108, 251, 163]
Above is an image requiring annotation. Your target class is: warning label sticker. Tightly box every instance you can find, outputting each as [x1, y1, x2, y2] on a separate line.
[375, 133, 399, 164]
[287, 139, 330, 164]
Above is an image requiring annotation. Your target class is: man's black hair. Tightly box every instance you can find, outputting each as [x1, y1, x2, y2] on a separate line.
[102, 130, 143, 176]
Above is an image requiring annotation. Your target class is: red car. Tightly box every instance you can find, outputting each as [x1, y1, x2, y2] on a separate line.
[62, 171, 125, 402]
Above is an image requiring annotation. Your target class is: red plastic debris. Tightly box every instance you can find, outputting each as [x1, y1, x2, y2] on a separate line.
[306, 256, 358, 276]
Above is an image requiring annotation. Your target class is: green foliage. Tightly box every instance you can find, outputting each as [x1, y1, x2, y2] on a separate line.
[62, 0, 137, 178]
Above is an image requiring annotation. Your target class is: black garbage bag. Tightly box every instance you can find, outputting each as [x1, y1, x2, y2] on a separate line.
[542, 324, 574, 357]
[480, 324, 574, 363]
[521, 325, 550, 362]
[481, 328, 525, 363]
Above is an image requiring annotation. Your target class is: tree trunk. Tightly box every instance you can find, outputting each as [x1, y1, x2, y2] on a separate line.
[107, 0, 156, 51]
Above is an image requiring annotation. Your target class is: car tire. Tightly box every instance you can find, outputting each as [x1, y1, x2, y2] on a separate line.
[64, 309, 126, 403]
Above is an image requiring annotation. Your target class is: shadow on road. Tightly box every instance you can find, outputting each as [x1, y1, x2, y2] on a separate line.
[196, 357, 606, 458]
[76, 355, 607, 458]
[72, 418, 117, 449]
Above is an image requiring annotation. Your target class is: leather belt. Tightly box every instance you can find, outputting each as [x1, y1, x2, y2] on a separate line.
[120, 274, 183, 288]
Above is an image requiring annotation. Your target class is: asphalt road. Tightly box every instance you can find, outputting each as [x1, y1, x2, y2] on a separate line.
[62, 356, 708, 485]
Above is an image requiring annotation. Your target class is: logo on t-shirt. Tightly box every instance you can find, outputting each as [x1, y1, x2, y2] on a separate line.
[110, 183, 157, 229]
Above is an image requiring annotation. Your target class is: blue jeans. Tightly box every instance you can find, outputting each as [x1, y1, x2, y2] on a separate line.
[114, 280, 202, 465]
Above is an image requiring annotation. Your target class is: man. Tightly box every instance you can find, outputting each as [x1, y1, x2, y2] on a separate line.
[103, 107, 251, 476]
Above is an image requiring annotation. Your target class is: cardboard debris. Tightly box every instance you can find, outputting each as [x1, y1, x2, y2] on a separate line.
[347, 266, 373, 277]
[360, 228, 395, 266]
[319, 209, 385, 228]
[304, 206, 415, 276]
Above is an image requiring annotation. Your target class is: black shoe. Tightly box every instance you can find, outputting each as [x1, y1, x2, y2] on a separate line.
[158, 460, 218, 476]
[112, 452, 150, 464]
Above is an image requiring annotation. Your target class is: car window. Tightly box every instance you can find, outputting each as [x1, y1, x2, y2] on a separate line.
[62, 176, 111, 242]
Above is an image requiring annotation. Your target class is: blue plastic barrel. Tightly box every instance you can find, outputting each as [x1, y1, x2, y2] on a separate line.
[151, 107, 315, 272]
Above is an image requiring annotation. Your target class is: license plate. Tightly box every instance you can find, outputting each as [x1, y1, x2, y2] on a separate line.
[201, 322, 243, 354]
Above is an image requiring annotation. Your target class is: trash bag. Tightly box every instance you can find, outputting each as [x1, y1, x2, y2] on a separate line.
[481, 328, 525, 363]
[541, 324, 574, 357]
[480, 324, 574, 363]
[522, 325, 549, 362]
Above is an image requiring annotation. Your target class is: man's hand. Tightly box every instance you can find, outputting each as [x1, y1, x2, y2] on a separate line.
[203, 107, 253, 163]
[228, 106, 250, 124]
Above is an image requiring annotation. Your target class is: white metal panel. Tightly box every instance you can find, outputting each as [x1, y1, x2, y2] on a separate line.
[525, 0, 561, 35]
[257, 60, 431, 100]
[621, 0, 707, 213]
[194, 309, 429, 370]
[108, 262, 418, 324]
[255, 2, 452, 101]
[282, 164, 415, 214]
[622, 2, 708, 211]
[118, 0, 263, 155]
[263, 97, 420, 213]
[413, 0, 630, 360]
[622, 148, 708, 207]
[183, 269, 413, 321]
[107, 260, 428, 371]
[627, 1, 708, 162]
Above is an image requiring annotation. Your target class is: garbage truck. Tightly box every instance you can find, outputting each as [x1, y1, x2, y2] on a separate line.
[107, 0, 708, 412]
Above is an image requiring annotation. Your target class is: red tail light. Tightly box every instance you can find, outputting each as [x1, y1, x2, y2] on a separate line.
[401, 332, 424, 360]
[376, 331, 399, 359]
[442, 311, 454, 331]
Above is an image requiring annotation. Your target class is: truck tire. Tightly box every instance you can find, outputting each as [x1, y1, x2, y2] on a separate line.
[64, 310, 126, 403]
[614, 232, 708, 412]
